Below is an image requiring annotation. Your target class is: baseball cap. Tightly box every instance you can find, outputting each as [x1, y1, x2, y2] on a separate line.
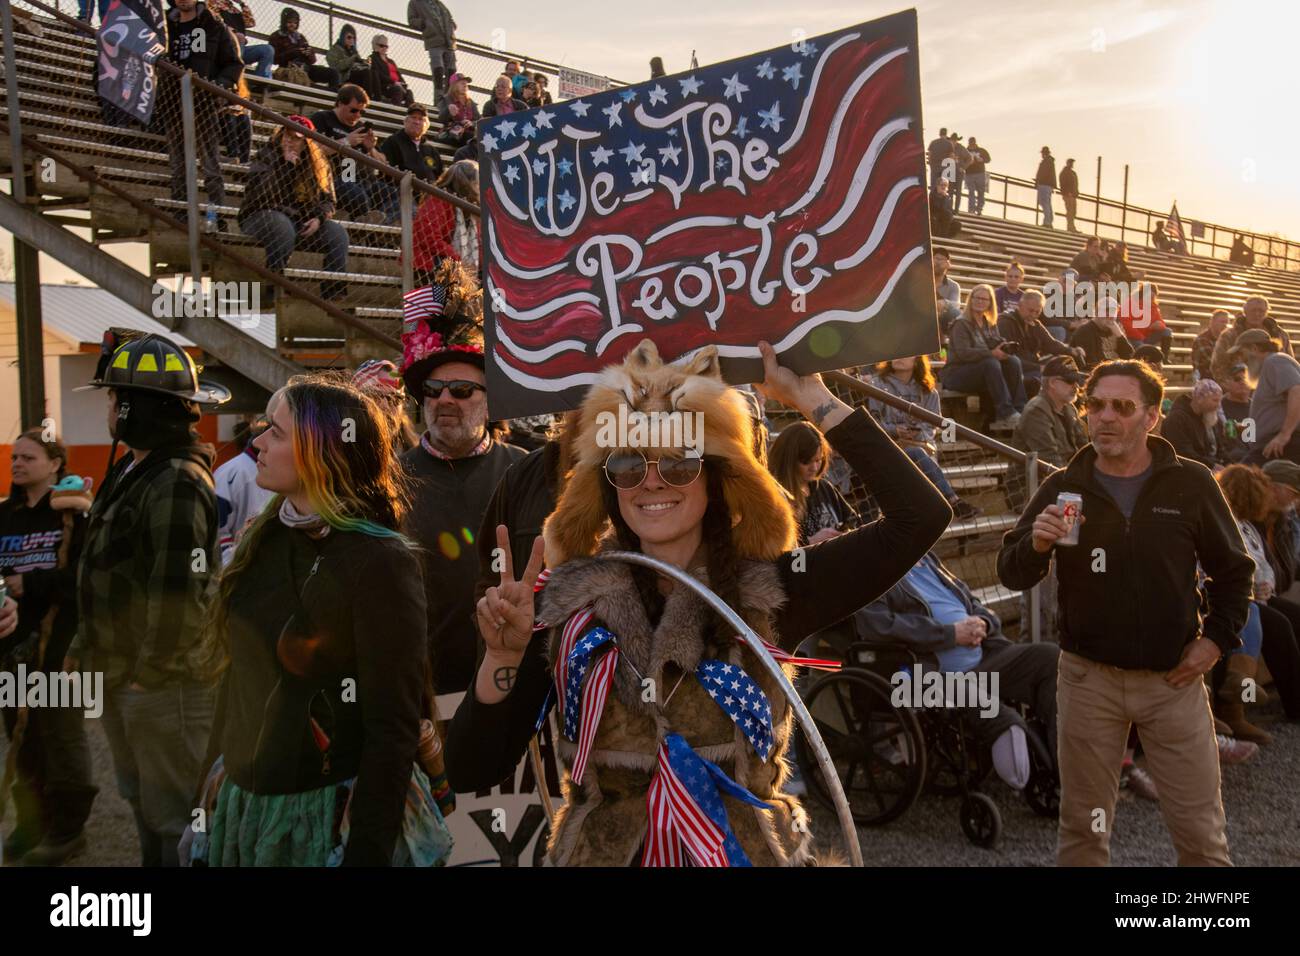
[1262, 459, 1300, 493]
[1042, 355, 1084, 384]
[1231, 328, 1276, 352]
[406, 104, 428, 117]
[448, 71, 472, 86]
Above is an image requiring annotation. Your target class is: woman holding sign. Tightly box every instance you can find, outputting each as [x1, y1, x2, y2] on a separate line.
[445, 340, 951, 865]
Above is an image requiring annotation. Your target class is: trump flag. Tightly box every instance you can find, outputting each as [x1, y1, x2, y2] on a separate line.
[479, 9, 935, 418]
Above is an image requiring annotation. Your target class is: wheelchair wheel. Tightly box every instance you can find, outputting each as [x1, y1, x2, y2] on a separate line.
[924, 711, 992, 797]
[795, 669, 926, 827]
[1022, 722, 1059, 819]
[959, 792, 1002, 849]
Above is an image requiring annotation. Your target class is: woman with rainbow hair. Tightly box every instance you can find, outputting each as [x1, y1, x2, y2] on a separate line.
[190, 374, 452, 866]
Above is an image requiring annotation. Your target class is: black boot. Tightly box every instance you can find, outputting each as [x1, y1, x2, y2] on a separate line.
[433, 67, 446, 99]
[2, 782, 46, 863]
[21, 786, 95, 867]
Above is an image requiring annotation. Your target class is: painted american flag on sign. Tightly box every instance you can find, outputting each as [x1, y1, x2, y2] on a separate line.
[479, 9, 936, 419]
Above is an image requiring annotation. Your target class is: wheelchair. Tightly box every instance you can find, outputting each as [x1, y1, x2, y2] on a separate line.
[793, 637, 1059, 849]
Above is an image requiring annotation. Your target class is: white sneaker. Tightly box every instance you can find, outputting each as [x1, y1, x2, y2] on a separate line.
[1217, 734, 1259, 765]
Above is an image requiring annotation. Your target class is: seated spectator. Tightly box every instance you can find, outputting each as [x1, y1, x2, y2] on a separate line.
[1069, 298, 1135, 368]
[1150, 220, 1173, 251]
[1230, 234, 1257, 267]
[1103, 240, 1139, 284]
[1220, 366, 1254, 463]
[941, 284, 1027, 430]
[1012, 355, 1087, 468]
[1162, 379, 1228, 470]
[929, 179, 961, 238]
[933, 247, 961, 335]
[310, 85, 397, 224]
[453, 133, 477, 164]
[995, 261, 1025, 315]
[270, 7, 341, 89]
[996, 289, 1084, 396]
[503, 59, 527, 96]
[483, 75, 527, 117]
[866, 355, 981, 519]
[1217, 465, 1300, 734]
[533, 72, 554, 106]
[1263, 460, 1300, 588]
[1193, 310, 1230, 382]
[326, 24, 371, 88]
[1119, 282, 1172, 361]
[381, 105, 444, 183]
[1069, 236, 1103, 280]
[1041, 268, 1084, 342]
[1210, 295, 1294, 383]
[853, 550, 1060, 781]
[411, 159, 480, 281]
[768, 422, 860, 546]
[237, 118, 348, 305]
[368, 35, 415, 107]
[209, 0, 274, 79]
[438, 72, 479, 147]
[1233, 329, 1300, 464]
[520, 78, 544, 109]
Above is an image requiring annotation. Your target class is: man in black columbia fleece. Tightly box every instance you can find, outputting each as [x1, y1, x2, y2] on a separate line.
[999, 360, 1252, 868]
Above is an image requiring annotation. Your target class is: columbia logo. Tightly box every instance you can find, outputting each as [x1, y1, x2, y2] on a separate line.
[1150, 506, 1182, 515]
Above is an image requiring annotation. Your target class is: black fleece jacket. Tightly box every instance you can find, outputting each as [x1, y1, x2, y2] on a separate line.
[166, 4, 244, 88]
[215, 520, 426, 866]
[445, 408, 953, 792]
[998, 436, 1253, 669]
[1160, 394, 1225, 469]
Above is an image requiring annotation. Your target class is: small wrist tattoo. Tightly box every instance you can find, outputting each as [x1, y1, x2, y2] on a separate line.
[493, 666, 518, 692]
[810, 400, 836, 427]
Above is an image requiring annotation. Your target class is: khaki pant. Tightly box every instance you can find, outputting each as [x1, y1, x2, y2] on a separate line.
[1063, 193, 1078, 231]
[1056, 650, 1230, 866]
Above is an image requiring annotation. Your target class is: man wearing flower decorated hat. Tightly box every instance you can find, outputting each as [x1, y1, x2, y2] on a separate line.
[72, 329, 230, 868]
[398, 262, 525, 694]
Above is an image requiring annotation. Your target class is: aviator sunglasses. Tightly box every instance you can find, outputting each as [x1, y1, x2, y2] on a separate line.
[603, 450, 704, 490]
[1083, 396, 1144, 416]
[422, 379, 486, 400]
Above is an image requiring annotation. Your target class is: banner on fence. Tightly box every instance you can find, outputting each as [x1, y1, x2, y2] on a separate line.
[557, 66, 612, 100]
[97, 0, 167, 125]
[479, 9, 936, 419]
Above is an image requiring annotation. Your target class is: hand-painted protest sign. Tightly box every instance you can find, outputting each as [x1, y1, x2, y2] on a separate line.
[97, 0, 168, 125]
[479, 9, 935, 420]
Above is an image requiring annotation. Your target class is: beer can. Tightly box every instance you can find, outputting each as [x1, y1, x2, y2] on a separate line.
[1056, 492, 1083, 547]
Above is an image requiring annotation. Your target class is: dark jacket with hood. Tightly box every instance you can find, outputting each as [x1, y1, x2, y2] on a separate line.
[998, 436, 1253, 669]
[166, 1, 244, 88]
[1069, 319, 1135, 369]
[1160, 393, 1226, 469]
[853, 551, 1008, 669]
[997, 308, 1074, 376]
[238, 137, 336, 224]
[0, 490, 87, 666]
[76, 434, 219, 689]
[326, 25, 367, 76]
[270, 8, 317, 67]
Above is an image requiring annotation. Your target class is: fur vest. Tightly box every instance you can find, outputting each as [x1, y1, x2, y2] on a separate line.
[538, 550, 816, 867]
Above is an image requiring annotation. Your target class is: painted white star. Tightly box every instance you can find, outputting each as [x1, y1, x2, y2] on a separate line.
[658, 144, 681, 165]
[533, 197, 545, 211]
[557, 158, 574, 177]
[724, 696, 735, 706]
[758, 101, 784, 133]
[666, 128, 679, 138]
[679, 75, 702, 97]
[521, 122, 537, 139]
[480, 133, 498, 153]
[631, 166, 653, 185]
[732, 116, 749, 138]
[558, 190, 576, 212]
[602, 101, 624, 127]
[801, 41, 819, 58]
[722, 72, 749, 102]
[648, 84, 668, 106]
[532, 158, 546, 176]
[730, 680, 741, 690]
[502, 163, 520, 184]
[533, 108, 556, 129]
[620, 142, 646, 165]
[496, 119, 518, 139]
[756, 58, 776, 80]
[570, 100, 591, 117]
[782, 63, 803, 88]
[591, 145, 614, 167]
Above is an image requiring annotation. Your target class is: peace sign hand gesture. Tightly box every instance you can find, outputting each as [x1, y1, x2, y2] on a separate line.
[475, 526, 545, 703]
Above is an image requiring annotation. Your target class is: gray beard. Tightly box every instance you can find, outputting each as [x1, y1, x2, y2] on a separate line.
[427, 415, 488, 457]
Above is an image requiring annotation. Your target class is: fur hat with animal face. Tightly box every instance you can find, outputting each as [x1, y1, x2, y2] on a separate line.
[542, 339, 796, 567]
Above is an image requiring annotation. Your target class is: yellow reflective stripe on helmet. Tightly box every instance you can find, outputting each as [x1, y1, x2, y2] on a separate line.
[136, 353, 159, 372]
[112, 349, 131, 369]
[164, 353, 185, 372]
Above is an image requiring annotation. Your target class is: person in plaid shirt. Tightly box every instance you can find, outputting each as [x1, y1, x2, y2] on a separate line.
[71, 331, 229, 867]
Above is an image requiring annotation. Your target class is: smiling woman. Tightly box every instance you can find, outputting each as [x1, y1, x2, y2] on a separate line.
[445, 337, 952, 866]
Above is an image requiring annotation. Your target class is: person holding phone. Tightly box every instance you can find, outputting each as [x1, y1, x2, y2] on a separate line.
[941, 284, 1028, 430]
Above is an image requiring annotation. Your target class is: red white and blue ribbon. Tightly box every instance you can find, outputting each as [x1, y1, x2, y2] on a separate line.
[695, 659, 774, 761]
[554, 609, 620, 786]
[741, 635, 842, 672]
[643, 733, 773, 867]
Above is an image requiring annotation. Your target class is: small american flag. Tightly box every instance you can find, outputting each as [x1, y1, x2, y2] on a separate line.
[744, 635, 842, 672]
[402, 284, 446, 325]
[555, 611, 622, 785]
[643, 733, 773, 867]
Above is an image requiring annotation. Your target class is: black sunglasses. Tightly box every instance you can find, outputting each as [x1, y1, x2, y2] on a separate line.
[423, 379, 485, 400]
[603, 450, 704, 490]
[1083, 396, 1144, 417]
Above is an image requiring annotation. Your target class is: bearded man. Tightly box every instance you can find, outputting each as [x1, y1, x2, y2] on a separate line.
[399, 266, 525, 693]
[1233, 329, 1300, 465]
[1161, 379, 1228, 471]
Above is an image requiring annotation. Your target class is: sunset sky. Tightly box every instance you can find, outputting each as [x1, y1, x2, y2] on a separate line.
[8, 0, 1296, 284]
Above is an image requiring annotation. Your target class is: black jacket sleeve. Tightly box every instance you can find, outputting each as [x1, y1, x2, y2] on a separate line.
[997, 471, 1062, 591]
[343, 543, 427, 866]
[773, 409, 952, 647]
[211, 16, 245, 88]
